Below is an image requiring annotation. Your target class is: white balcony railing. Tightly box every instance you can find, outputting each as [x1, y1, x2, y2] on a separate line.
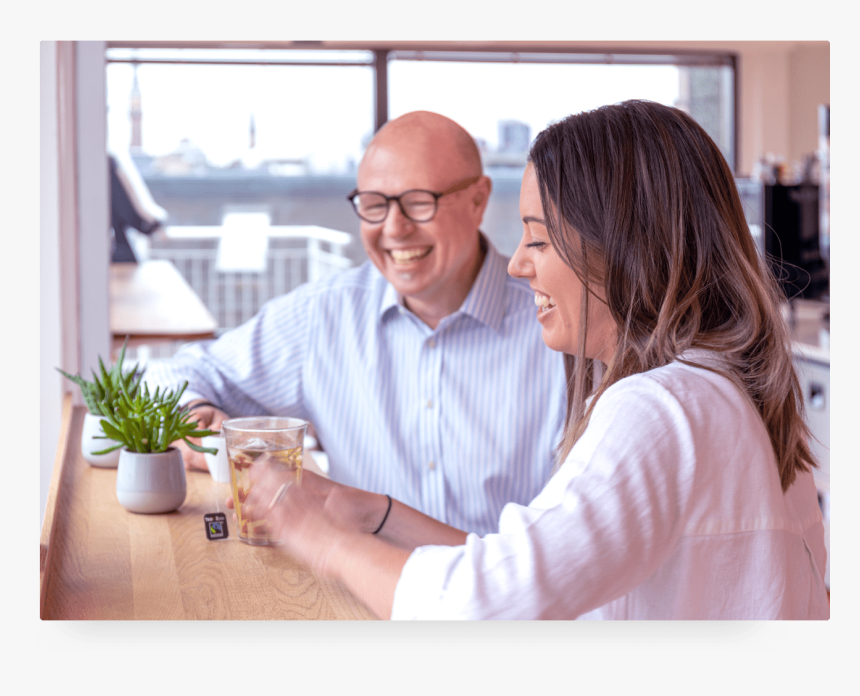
[132, 224, 353, 359]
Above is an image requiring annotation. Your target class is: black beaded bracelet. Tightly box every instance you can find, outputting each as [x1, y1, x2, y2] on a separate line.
[372, 495, 393, 535]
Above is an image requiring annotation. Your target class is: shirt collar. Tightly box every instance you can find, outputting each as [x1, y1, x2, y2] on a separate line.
[377, 233, 508, 333]
[457, 234, 507, 333]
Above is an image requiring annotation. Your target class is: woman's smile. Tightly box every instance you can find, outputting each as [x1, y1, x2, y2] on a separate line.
[508, 164, 616, 360]
[534, 290, 557, 321]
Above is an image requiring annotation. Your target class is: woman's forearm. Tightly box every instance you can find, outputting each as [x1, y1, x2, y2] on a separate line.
[372, 497, 469, 549]
[324, 493, 468, 618]
[327, 532, 413, 619]
[238, 467, 468, 619]
[323, 479, 469, 549]
[326, 495, 468, 618]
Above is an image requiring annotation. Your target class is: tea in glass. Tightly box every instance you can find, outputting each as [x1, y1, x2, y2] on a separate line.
[222, 417, 308, 546]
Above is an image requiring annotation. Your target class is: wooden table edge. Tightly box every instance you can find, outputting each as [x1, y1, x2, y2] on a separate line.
[111, 332, 217, 346]
[40, 393, 74, 620]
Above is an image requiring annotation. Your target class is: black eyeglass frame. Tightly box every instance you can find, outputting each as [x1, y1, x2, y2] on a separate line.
[347, 175, 482, 223]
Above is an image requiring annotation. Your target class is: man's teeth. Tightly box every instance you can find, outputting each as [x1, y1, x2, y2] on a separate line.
[390, 247, 431, 264]
[534, 292, 556, 310]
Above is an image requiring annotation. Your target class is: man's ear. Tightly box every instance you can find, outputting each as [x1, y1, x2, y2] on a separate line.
[472, 176, 492, 209]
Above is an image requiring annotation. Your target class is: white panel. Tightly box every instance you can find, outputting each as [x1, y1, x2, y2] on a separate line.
[76, 41, 110, 376]
[795, 357, 830, 479]
[40, 41, 62, 530]
[794, 356, 830, 589]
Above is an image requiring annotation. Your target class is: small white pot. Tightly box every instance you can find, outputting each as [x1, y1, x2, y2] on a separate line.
[201, 434, 230, 482]
[116, 447, 187, 514]
[81, 412, 122, 468]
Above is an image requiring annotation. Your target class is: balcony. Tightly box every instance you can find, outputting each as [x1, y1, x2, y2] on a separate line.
[126, 218, 353, 361]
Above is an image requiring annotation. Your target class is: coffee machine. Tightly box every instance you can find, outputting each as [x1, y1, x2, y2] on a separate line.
[764, 181, 829, 301]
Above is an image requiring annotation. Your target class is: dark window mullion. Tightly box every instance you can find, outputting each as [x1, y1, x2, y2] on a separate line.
[373, 49, 389, 133]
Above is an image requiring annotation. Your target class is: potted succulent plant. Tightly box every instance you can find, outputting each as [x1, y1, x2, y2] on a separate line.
[97, 380, 220, 514]
[57, 339, 144, 468]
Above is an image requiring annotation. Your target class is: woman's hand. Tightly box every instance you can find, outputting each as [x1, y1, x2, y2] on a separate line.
[227, 457, 465, 619]
[240, 460, 366, 578]
[224, 468, 390, 536]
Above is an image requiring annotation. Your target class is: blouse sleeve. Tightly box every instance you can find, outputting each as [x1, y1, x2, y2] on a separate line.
[390, 374, 702, 620]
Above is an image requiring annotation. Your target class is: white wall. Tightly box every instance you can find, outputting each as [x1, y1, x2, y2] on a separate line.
[737, 47, 792, 175]
[40, 41, 110, 530]
[40, 41, 62, 529]
[735, 42, 829, 174]
[788, 43, 830, 163]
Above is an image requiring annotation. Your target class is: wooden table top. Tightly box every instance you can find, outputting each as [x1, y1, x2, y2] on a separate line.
[110, 260, 218, 343]
[40, 400, 376, 620]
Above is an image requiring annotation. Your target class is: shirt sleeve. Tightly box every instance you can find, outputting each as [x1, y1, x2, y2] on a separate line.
[142, 287, 313, 418]
[390, 375, 700, 620]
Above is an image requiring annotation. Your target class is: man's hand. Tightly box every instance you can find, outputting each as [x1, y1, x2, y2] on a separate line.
[177, 401, 229, 471]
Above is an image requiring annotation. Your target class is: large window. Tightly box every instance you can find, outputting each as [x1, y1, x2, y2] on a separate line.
[107, 49, 376, 175]
[106, 48, 374, 260]
[387, 51, 734, 255]
[106, 48, 375, 355]
[105, 45, 736, 357]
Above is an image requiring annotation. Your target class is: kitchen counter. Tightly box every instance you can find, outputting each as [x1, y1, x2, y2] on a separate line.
[789, 299, 830, 365]
[787, 298, 830, 589]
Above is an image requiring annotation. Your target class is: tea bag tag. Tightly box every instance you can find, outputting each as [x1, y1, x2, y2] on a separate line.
[204, 512, 229, 540]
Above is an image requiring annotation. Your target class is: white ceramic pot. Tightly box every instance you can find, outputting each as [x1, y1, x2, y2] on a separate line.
[81, 412, 122, 468]
[201, 434, 230, 482]
[116, 447, 187, 514]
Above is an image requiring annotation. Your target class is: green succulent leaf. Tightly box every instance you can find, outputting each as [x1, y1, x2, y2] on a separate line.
[59, 347, 216, 453]
[98, 356, 111, 387]
[184, 428, 219, 437]
[183, 438, 219, 455]
[100, 419, 125, 441]
[91, 443, 124, 455]
[55, 338, 146, 418]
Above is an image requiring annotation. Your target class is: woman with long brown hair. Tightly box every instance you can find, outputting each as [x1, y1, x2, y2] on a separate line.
[239, 100, 829, 620]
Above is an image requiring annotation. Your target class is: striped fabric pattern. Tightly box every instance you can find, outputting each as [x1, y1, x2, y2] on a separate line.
[144, 240, 567, 535]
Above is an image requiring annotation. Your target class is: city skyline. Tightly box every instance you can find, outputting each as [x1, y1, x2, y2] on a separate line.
[107, 60, 682, 175]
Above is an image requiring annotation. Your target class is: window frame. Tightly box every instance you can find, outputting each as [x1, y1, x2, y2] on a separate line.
[105, 42, 739, 173]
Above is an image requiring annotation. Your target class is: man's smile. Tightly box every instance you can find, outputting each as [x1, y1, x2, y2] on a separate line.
[387, 246, 433, 265]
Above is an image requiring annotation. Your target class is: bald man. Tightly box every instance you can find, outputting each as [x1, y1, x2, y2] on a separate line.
[144, 111, 566, 535]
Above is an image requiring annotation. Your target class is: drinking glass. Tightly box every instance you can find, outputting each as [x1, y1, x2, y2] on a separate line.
[221, 417, 308, 546]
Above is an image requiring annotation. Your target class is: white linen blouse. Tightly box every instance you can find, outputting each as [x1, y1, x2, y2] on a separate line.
[390, 351, 830, 620]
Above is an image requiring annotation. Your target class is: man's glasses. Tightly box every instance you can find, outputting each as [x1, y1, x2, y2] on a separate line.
[347, 175, 481, 224]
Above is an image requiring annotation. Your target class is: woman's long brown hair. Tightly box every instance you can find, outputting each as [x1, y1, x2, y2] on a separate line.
[530, 100, 815, 492]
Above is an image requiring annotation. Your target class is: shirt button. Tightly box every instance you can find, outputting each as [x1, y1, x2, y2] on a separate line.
[427, 461, 436, 470]
[427, 339, 436, 348]
[426, 399, 433, 409]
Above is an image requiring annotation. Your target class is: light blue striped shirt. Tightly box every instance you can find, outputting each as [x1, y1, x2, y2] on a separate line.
[144, 239, 567, 535]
